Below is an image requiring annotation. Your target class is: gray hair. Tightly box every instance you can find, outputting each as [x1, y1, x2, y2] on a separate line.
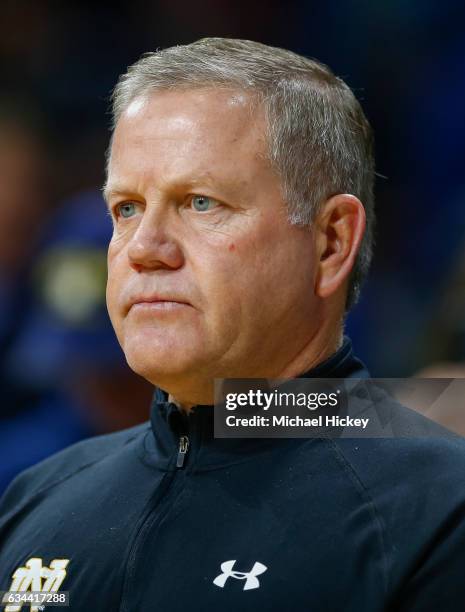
[108, 38, 375, 310]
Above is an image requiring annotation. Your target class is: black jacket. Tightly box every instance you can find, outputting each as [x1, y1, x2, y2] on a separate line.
[2, 337, 465, 611]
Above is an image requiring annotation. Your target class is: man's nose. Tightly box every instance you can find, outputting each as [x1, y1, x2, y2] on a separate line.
[127, 210, 184, 273]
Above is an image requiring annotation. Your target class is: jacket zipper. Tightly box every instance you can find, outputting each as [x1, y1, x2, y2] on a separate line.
[119, 428, 191, 611]
[176, 435, 190, 468]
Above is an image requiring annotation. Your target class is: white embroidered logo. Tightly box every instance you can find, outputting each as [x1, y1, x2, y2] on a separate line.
[213, 560, 268, 591]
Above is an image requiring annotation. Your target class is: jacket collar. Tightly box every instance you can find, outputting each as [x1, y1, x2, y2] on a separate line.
[144, 336, 369, 471]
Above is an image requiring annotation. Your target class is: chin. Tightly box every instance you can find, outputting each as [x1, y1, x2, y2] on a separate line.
[122, 335, 201, 385]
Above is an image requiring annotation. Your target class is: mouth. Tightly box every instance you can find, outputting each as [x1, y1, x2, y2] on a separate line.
[127, 296, 192, 314]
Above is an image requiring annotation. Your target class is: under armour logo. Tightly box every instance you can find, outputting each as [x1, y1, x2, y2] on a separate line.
[213, 560, 267, 591]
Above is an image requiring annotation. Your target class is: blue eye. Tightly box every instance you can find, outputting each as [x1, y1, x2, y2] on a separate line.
[191, 195, 217, 212]
[117, 203, 136, 218]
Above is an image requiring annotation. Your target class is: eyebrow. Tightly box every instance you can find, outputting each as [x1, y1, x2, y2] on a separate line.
[101, 172, 251, 207]
[101, 184, 131, 208]
[101, 182, 110, 207]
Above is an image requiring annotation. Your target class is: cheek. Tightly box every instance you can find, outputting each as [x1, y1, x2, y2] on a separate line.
[105, 280, 119, 334]
[232, 224, 315, 304]
[205, 239, 263, 310]
[106, 251, 125, 322]
[189, 243, 245, 323]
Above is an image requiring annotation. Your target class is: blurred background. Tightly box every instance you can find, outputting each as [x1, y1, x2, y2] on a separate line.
[1, 0, 465, 493]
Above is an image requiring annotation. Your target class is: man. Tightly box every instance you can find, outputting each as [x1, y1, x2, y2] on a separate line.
[1, 38, 465, 611]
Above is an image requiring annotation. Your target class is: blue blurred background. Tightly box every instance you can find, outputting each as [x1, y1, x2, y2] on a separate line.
[1, 0, 465, 493]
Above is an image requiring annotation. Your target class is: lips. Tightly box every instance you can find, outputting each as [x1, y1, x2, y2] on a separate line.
[127, 295, 191, 313]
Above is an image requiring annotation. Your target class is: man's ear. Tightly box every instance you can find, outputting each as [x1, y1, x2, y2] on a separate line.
[314, 194, 366, 299]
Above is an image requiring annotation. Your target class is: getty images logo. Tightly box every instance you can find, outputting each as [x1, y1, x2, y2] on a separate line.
[213, 560, 268, 591]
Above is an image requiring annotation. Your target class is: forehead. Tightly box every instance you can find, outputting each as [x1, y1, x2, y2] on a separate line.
[107, 88, 269, 189]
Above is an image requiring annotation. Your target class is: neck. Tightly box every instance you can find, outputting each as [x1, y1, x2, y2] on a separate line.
[275, 320, 343, 379]
[167, 320, 344, 414]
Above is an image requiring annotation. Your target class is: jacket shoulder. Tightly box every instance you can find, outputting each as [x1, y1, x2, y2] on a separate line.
[333, 396, 465, 491]
[0, 421, 149, 515]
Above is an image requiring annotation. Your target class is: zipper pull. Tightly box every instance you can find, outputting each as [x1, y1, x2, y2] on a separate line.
[176, 435, 190, 468]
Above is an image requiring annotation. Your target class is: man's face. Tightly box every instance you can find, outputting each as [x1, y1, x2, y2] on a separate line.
[106, 89, 319, 397]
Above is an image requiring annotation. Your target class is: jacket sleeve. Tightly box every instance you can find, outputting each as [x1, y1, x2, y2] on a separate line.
[0, 465, 41, 529]
[390, 505, 465, 610]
